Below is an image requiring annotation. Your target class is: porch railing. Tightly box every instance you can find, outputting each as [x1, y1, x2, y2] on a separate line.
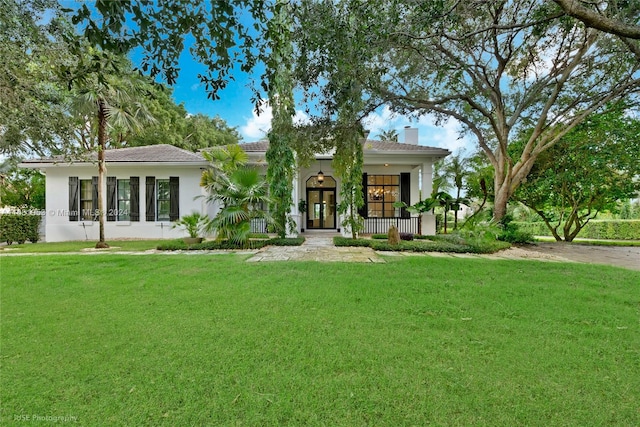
[362, 217, 420, 235]
[250, 218, 268, 234]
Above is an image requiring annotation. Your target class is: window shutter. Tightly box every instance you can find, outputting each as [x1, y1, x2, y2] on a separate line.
[69, 177, 79, 222]
[400, 173, 411, 219]
[145, 177, 155, 221]
[107, 177, 116, 221]
[92, 176, 99, 221]
[358, 173, 368, 218]
[130, 177, 140, 222]
[169, 176, 179, 221]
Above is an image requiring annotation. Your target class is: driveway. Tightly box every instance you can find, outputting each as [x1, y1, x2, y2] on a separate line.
[521, 242, 640, 271]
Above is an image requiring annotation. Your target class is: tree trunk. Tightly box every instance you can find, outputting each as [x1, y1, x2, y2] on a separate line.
[493, 182, 511, 222]
[96, 100, 109, 249]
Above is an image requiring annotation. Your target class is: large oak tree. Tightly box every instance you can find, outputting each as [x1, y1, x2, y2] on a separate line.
[354, 0, 639, 221]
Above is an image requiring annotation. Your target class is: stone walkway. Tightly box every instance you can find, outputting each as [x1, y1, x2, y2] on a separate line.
[246, 236, 640, 270]
[247, 236, 385, 263]
[2, 236, 637, 270]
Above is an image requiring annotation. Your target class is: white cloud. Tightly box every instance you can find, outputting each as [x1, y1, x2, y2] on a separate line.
[240, 101, 475, 153]
[240, 100, 311, 141]
[240, 103, 273, 140]
[364, 107, 474, 152]
[416, 114, 473, 152]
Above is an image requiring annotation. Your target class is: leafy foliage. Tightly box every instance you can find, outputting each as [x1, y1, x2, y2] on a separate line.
[172, 212, 208, 239]
[266, 1, 296, 238]
[0, 167, 45, 209]
[514, 103, 640, 241]
[514, 220, 640, 241]
[156, 236, 304, 251]
[334, 234, 511, 254]
[0, 0, 75, 158]
[0, 214, 41, 244]
[201, 145, 276, 248]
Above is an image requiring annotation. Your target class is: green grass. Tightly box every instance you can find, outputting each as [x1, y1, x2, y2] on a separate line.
[0, 240, 175, 253]
[2, 255, 639, 426]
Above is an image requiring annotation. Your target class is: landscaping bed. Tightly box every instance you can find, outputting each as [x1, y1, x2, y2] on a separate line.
[336, 234, 511, 254]
[156, 236, 305, 251]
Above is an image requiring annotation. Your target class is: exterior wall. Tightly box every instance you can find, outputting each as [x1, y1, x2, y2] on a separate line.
[295, 161, 439, 236]
[43, 165, 206, 242]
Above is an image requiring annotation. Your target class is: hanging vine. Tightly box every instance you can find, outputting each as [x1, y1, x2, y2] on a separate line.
[265, 0, 296, 237]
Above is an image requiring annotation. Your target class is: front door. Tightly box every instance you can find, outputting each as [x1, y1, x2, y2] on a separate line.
[307, 189, 336, 229]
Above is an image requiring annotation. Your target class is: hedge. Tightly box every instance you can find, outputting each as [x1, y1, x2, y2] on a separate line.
[0, 214, 42, 244]
[334, 235, 510, 254]
[513, 220, 640, 240]
[157, 237, 305, 251]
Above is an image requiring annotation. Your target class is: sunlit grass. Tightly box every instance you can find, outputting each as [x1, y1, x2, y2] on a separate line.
[2, 255, 639, 425]
[0, 239, 172, 253]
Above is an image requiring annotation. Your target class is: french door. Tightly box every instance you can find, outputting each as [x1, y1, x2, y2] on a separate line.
[306, 189, 336, 229]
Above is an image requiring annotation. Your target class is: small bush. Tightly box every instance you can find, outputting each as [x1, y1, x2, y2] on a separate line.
[334, 237, 371, 247]
[0, 214, 41, 244]
[267, 237, 305, 246]
[399, 233, 414, 241]
[156, 237, 305, 251]
[335, 234, 510, 254]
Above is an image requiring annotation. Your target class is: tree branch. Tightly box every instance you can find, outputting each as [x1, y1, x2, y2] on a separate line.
[553, 0, 640, 39]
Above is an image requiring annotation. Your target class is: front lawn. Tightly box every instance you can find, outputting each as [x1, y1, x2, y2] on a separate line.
[2, 255, 638, 425]
[0, 240, 170, 253]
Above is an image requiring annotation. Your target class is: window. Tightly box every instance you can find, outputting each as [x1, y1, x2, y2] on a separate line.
[107, 176, 139, 222]
[145, 176, 179, 222]
[117, 179, 131, 221]
[156, 179, 170, 221]
[366, 175, 400, 218]
[80, 179, 95, 220]
[68, 176, 97, 222]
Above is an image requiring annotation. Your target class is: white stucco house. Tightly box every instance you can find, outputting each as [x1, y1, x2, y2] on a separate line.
[20, 128, 450, 242]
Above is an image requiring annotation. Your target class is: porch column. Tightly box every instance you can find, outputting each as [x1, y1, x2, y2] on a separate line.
[422, 161, 433, 198]
[287, 170, 300, 237]
[421, 160, 436, 235]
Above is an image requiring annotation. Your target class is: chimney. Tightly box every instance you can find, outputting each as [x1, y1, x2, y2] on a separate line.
[404, 126, 418, 145]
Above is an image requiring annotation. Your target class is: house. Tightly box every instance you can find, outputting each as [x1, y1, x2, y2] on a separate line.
[20, 145, 209, 242]
[20, 128, 450, 242]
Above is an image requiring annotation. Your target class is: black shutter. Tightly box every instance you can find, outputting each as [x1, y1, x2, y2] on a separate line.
[130, 177, 140, 222]
[69, 177, 79, 222]
[107, 177, 116, 221]
[358, 173, 368, 218]
[145, 176, 155, 221]
[400, 173, 411, 219]
[169, 176, 179, 221]
[92, 176, 99, 221]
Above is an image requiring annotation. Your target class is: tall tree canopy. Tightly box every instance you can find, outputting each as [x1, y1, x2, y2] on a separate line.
[308, 0, 639, 221]
[0, 0, 75, 157]
[514, 103, 640, 241]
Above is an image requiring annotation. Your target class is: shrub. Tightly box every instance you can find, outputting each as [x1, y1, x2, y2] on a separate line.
[334, 237, 371, 247]
[156, 237, 304, 251]
[267, 237, 305, 246]
[0, 214, 41, 244]
[399, 233, 414, 241]
[512, 220, 640, 240]
[335, 234, 510, 254]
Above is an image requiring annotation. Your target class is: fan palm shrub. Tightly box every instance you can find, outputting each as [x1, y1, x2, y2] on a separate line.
[200, 145, 277, 248]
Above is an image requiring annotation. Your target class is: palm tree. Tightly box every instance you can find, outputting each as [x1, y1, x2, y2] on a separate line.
[376, 128, 399, 142]
[200, 145, 276, 248]
[69, 50, 155, 248]
[442, 154, 469, 229]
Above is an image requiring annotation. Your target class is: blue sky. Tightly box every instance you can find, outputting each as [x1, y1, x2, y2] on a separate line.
[61, 1, 471, 153]
[166, 53, 472, 153]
